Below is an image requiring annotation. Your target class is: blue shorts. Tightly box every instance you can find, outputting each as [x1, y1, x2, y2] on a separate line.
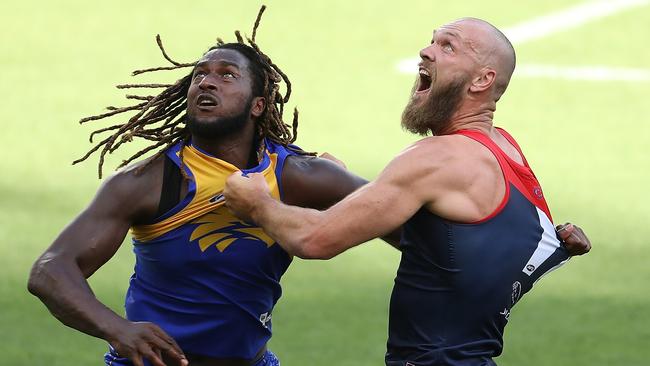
[257, 350, 280, 366]
[104, 348, 280, 366]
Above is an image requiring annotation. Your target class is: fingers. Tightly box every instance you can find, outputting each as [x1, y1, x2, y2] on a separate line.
[112, 322, 188, 366]
[132, 355, 144, 366]
[122, 336, 169, 366]
[154, 338, 188, 366]
[226, 171, 258, 189]
[249, 172, 268, 184]
[573, 226, 591, 251]
[151, 324, 184, 355]
[557, 223, 583, 245]
[140, 346, 166, 366]
[224, 172, 271, 223]
[149, 324, 188, 366]
[557, 222, 591, 256]
[556, 223, 574, 241]
[226, 172, 270, 194]
[558, 223, 586, 245]
[132, 336, 183, 366]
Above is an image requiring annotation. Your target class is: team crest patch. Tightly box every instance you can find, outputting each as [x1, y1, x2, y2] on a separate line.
[190, 211, 274, 252]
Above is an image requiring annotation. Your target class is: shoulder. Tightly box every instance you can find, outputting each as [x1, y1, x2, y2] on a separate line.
[93, 154, 165, 222]
[380, 135, 497, 200]
[386, 135, 468, 178]
[281, 155, 368, 209]
[282, 154, 367, 187]
[283, 154, 345, 176]
[399, 134, 494, 168]
[103, 154, 163, 193]
[402, 134, 481, 157]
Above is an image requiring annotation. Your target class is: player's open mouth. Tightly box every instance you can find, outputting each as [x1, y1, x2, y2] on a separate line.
[196, 94, 219, 109]
[416, 67, 432, 94]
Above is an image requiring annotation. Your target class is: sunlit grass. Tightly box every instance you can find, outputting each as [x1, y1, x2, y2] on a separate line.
[2, 1, 649, 365]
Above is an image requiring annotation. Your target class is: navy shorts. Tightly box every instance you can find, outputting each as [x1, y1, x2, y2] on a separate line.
[105, 348, 280, 366]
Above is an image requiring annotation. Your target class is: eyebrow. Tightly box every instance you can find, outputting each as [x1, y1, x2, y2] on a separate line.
[194, 60, 241, 69]
[433, 29, 461, 41]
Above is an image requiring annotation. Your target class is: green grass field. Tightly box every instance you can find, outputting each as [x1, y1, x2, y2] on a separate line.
[2, 1, 649, 365]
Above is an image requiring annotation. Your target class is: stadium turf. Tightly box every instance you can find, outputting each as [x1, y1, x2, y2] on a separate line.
[2, 1, 649, 364]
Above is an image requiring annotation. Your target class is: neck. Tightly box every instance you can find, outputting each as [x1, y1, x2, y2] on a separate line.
[190, 121, 258, 170]
[440, 98, 496, 135]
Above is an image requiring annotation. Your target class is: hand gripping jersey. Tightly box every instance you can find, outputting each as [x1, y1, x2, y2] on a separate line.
[386, 129, 570, 366]
[108, 139, 296, 362]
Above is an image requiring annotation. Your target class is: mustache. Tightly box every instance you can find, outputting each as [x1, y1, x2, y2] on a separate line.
[401, 77, 467, 136]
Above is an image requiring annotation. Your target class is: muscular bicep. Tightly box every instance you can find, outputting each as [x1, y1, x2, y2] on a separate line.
[325, 178, 422, 245]
[43, 171, 157, 278]
[281, 155, 406, 249]
[281, 155, 368, 209]
[50, 205, 131, 278]
[253, 141, 453, 258]
[302, 153, 436, 256]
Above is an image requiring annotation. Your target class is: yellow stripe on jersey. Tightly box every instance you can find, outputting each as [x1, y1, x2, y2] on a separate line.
[131, 145, 281, 242]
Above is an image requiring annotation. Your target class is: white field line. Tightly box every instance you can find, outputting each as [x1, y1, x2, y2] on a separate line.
[395, 0, 650, 79]
[503, 0, 650, 45]
[515, 64, 650, 81]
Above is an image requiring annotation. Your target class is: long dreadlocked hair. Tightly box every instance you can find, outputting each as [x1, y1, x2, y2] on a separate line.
[74, 5, 311, 179]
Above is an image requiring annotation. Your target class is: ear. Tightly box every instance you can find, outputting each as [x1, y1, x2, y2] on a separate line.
[469, 68, 496, 93]
[251, 96, 266, 117]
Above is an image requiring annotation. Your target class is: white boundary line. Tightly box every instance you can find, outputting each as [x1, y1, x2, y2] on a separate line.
[395, 0, 650, 81]
[515, 64, 650, 81]
[504, 0, 649, 45]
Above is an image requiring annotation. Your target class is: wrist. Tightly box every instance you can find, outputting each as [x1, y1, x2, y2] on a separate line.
[98, 314, 130, 343]
[250, 192, 275, 225]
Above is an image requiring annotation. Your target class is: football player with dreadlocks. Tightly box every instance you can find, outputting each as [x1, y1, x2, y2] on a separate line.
[27, 7, 591, 366]
[27, 7, 377, 366]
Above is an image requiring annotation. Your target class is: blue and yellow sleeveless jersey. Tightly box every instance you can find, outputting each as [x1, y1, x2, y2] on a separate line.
[122, 139, 295, 359]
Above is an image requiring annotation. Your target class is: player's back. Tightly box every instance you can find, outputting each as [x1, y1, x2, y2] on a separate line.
[386, 129, 569, 366]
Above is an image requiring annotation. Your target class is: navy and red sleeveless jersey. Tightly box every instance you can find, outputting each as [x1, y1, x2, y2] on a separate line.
[386, 128, 570, 366]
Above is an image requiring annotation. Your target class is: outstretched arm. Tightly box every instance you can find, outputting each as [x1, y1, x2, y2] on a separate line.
[229, 147, 594, 260]
[281, 154, 402, 249]
[28, 165, 187, 366]
[282, 154, 591, 256]
[226, 149, 434, 259]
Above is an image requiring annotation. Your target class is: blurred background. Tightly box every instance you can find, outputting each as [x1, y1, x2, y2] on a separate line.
[1, 0, 649, 364]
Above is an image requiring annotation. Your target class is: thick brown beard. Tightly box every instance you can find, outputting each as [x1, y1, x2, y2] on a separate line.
[401, 76, 467, 136]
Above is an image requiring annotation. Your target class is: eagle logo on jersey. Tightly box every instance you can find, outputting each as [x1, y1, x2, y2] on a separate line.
[189, 210, 275, 252]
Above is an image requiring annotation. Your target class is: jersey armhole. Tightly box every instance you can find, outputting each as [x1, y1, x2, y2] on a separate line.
[152, 154, 182, 220]
[455, 131, 511, 224]
[495, 127, 530, 167]
[130, 154, 183, 227]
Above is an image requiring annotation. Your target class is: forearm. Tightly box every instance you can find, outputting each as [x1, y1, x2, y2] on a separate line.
[226, 170, 416, 258]
[28, 257, 126, 341]
[252, 196, 338, 259]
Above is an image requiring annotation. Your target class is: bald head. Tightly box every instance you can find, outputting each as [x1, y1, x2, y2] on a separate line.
[446, 18, 516, 101]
